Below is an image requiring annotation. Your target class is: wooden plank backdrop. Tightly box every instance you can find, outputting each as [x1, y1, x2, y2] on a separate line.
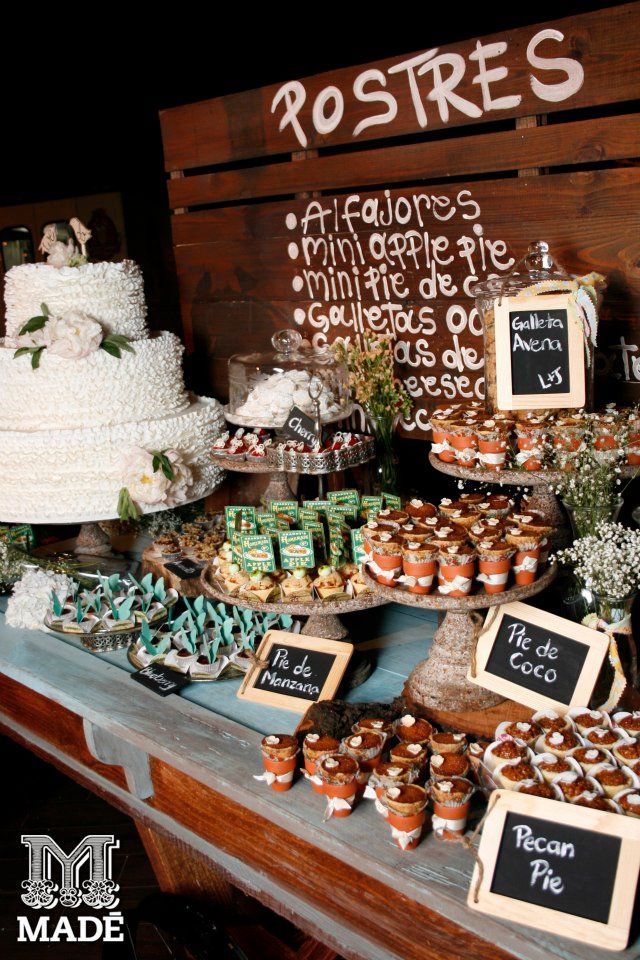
[161, 3, 640, 439]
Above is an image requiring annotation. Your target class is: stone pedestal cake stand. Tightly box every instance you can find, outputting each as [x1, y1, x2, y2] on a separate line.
[362, 563, 556, 737]
[200, 564, 388, 641]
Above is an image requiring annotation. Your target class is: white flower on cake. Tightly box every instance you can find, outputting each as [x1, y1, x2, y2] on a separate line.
[6, 568, 72, 631]
[46, 311, 103, 359]
[121, 446, 193, 513]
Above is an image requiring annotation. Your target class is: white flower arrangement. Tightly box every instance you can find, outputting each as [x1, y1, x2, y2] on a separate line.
[10, 303, 134, 369]
[6, 568, 72, 631]
[118, 447, 194, 520]
[554, 521, 640, 598]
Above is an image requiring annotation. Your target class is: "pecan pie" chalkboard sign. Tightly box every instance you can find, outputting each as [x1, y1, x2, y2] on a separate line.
[469, 790, 640, 951]
[494, 294, 586, 410]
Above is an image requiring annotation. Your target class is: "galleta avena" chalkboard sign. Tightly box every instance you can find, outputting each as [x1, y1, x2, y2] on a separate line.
[468, 601, 609, 712]
[237, 630, 353, 713]
[469, 790, 640, 950]
[494, 294, 586, 410]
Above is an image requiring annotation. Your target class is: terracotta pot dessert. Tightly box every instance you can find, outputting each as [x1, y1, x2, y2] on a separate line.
[568, 708, 610, 735]
[468, 517, 507, 543]
[448, 422, 478, 467]
[612, 711, 640, 739]
[532, 710, 573, 734]
[511, 510, 554, 538]
[615, 790, 640, 818]
[381, 784, 429, 850]
[438, 545, 476, 598]
[533, 753, 577, 783]
[377, 508, 409, 525]
[555, 772, 602, 802]
[397, 521, 433, 542]
[405, 499, 437, 521]
[302, 733, 340, 794]
[341, 731, 386, 776]
[429, 731, 467, 755]
[506, 529, 541, 585]
[592, 763, 635, 799]
[395, 714, 433, 745]
[367, 762, 416, 800]
[430, 752, 470, 780]
[515, 421, 547, 471]
[362, 519, 399, 541]
[430, 414, 457, 462]
[478, 495, 513, 518]
[258, 734, 299, 792]
[476, 421, 509, 471]
[516, 781, 558, 800]
[569, 746, 612, 775]
[317, 754, 359, 818]
[537, 729, 580, 758]
[369, 533, 404, 587]
[613, 739, 640, 766]
[424, 518, 468, 548]
[430, 777, 475, 838]
[494, 760, 539, 790]
[353, 717, 394, 739]
[390, 742, 429, 770]
[401, 542, 438, 595]
[476, 539, 515, 594]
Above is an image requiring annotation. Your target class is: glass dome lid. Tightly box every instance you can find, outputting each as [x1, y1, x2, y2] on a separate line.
[227, 330, 352, 429]
[471, 241, 570, 299]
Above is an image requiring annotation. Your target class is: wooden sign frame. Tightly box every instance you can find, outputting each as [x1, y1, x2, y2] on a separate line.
[469, 789, 640, 951]
[237, 629, 353, 713]
[468, 601, 609, 712]
[494, 293, 586, 410]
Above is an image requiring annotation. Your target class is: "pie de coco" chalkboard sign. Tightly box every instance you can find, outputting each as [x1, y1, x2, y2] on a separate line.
[468, 601, 609, 712]
[494, 294, 586, 410]
[237, 630, 353, 713]
[469, 790, 640, 950]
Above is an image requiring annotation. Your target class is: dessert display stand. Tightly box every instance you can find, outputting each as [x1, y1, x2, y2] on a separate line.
[210, 452, 297, 501]
[362, 563, 557, 738]
[429, 453, 639, 549]
[200, 564, 387, 641]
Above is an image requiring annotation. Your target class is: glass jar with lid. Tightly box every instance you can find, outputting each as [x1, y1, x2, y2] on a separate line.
[472, 241, 602, 413]
[226, 329, 351, 429]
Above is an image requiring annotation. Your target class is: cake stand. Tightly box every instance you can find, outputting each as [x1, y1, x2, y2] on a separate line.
[200, 564, 387, 640]
[223, 404, 354, 430]
[362, 563, 556, 737]
[428, 454, 638, 548]
[211, 453, 297, 501]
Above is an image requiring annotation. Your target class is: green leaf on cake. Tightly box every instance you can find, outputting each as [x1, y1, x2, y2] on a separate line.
[19, 316, 47, 335]
[100, 334, 135, 359]
[41, 303, 50, 317]
[13, 347, 32, 359]
[150, 450, 175, 481]
[117, 487, 140, 521]
[31, 347, 45, 369]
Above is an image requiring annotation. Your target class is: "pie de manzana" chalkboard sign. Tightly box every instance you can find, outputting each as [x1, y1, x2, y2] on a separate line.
[468, 601, 609, 712]
[237, 630, 353, 713]
[494, 294, 586, 410]
[469, 790, 640, 950]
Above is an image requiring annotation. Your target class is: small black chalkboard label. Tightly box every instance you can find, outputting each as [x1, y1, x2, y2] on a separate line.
[485, 612, 587, 704]
[237, 630, 353, 713]
[281, 406, 318, 445]
[164, 558, 205, 580]
[509, 307, 570, 397]
[256, 644, 334, 701]
[470, 601, 609, 712]
[131, 664, 191, 696]
[491, 812, 620, 924]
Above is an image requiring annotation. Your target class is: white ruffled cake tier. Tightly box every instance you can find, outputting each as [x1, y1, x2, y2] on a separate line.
[0, 397, 225, 524]
[0, 332, 190, 430]
[4, 260, 148, 340]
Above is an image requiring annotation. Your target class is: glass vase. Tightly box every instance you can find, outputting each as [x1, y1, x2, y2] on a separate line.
[592, 590, 637, 689]
[368, 414, 400, 494]
[562, 497, 623, 540]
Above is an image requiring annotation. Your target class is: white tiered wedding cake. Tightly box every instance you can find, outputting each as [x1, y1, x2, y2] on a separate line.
[0, 220, 224, 524]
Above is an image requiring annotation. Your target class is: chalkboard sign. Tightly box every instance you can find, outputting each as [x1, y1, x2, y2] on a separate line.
[237, 630, 353, 713]
[131, 663, 191, 697]
[281, 406, 319, 446]
[494, 294, 586, 410]
[468, 601, 609, 712]
[469, 790, 640, 951]
[164, 558, 205, 580]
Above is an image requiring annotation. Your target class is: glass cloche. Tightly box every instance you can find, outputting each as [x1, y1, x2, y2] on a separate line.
[226, 330, 352, 429]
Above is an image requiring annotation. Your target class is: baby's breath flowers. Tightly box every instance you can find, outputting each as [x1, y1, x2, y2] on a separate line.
[554, 521, 640, 599]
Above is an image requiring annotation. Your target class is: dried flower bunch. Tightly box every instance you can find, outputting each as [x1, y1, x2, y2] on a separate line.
[333, 335, 411, 422]
[554, 522, 640, 598]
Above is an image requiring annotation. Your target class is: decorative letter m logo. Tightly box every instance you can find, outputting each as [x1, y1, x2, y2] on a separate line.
[21, 834, 120, 909]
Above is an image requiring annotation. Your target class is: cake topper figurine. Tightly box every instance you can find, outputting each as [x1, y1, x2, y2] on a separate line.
[69, 218, 92, 258]
[38, 224, 57, 256]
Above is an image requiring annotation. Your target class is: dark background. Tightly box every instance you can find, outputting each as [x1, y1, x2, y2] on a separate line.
[0, 2, 625, 340]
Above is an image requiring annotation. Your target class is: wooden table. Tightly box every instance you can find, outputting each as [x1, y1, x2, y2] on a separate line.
[1, 600, 638, 960]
